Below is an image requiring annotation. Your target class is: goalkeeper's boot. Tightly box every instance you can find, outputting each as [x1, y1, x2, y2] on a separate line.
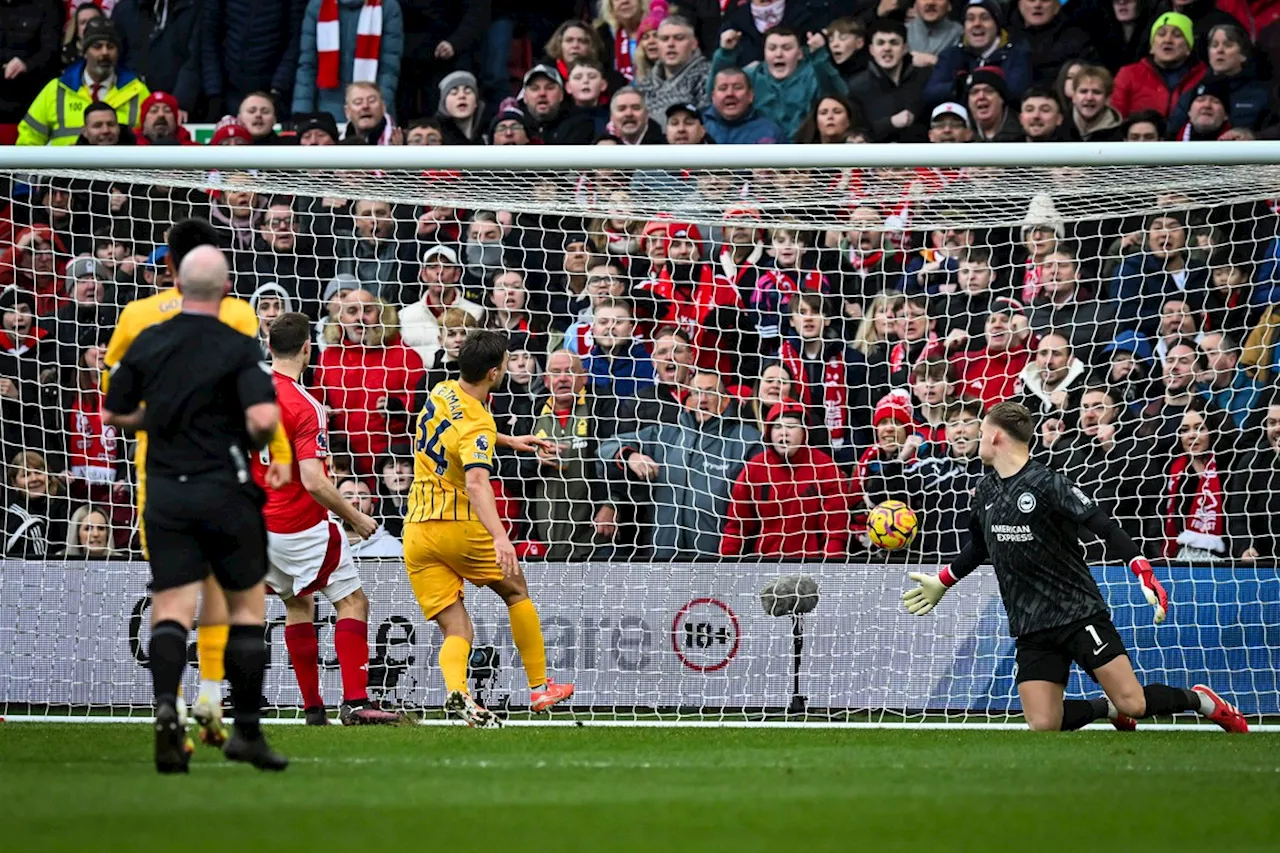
[304, 706, 330, 726]
[154, 701, 191, 775]
[224, 730, 289, 771]
[191, 694, 229, 747]
[530, 679, 575, 713]
[444, 690, 502, 729]
[339, 699, 405, 726]
[1192, 685, 1249, 733]
[1111, 713, 1138, 732]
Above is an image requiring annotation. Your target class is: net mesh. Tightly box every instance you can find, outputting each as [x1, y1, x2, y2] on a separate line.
[1, 157, 1278, 722]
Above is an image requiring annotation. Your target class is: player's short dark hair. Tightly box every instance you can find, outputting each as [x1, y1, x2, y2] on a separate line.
[269, 312, 311, 358]
[985, 401, 1035, 446]
[167, 218, 221, 266]
[458, 329, 510, 382]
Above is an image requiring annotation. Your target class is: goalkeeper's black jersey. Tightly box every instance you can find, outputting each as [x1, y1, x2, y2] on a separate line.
[972, 460, 1109, 637]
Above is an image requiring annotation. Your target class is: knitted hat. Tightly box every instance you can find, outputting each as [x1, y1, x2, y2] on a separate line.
[0, 286, 36, 313]
[665, 222, 705, 259]
[81, 17, 122, 52]
[440, 70, 479, 100]
[966, 0, 1005, 28]
[140, 91, 180, 123]
[1151, 12, 1194, 49]
[765, 399, 807, 425]
[1021, 193, 1064, 239]
[965, 66, 1009, 103]
[1190, 76, 1232, 109]
[65, 257, 106, 289]
[873, 390, 914, 427]
[294, 111, 340, 144]
[210, 123, 253, 145]
[322, 273, 361, 303]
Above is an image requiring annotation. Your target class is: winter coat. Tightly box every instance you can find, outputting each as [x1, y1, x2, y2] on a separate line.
[314, 333, 425, 473]
[334, 232, 414, 304]
[702, 105, 784, 144]
[400, 0, 491, 62]
[399, 294, 486, 366]
[0, 0, 60, 123]
[1028, 295, 1116, 367]
[17, 60, 151, 146]
[599, 404, 761, 560]
[518, 390, 611, 561]
[717, 0, 837, 68]
[1110, 252, 1210, 337]
[922, 38, 1033, 109]
[1168, 64, 1270, 131]
[113, 0, 202, 110]
[583, 340, 657, 399]
[846, 60, 929, 143]
[1226, 443, 1280, 559]
[294, 0, 405, 123]
[2, 491, 69, 558]
[1016, 357, 1090, 420]
[634, 54, 711, 119]
[1069, 105, 1125, 141]
[709, 44, 849, 142]
[721, 445, 849, 559]
[950, 344, 1032, 411]
[1112, 57, 1207, 118]
[201, 0, 307, 102]
[1008, 10, 1096, 84]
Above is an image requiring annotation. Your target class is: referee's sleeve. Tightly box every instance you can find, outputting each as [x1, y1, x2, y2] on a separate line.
[103, 356, 143, 415]
[235, 347, 276, 411]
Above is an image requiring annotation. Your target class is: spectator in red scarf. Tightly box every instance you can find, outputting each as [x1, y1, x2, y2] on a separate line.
[749, 225, 832, 360]
[0, 287, 53, 361]
[776, 291, 871, 465]
[315, 288, 425, 474]
[595, 0, 667, 83]
[950, 297, 1035, 411]
[721, 400, 850, 559]
[133, 91, 195, 145]
[833, 206, 905, 311]
[1151, 397, 1239, 561]
[0, 226, 69, 316]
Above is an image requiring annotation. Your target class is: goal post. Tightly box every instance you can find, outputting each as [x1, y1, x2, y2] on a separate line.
[1, 143, 1279, 727]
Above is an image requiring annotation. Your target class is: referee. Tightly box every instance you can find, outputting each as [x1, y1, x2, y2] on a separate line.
[104, 245, 289, 773]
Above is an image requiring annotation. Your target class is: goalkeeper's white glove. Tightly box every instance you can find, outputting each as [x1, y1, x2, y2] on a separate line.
[902, 566, 958, 616]
[1129, 556, 1168, 624]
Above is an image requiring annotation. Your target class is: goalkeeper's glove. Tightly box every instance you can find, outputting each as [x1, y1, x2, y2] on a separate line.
[1129, 556, 1168, 624]
[902, 566, 958, 616]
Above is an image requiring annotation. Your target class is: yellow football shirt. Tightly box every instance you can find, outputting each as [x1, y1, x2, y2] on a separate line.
[103, 288, 292, 465]
[406, 380, 497, 524]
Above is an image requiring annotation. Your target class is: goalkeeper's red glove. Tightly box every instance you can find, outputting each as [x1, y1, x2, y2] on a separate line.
[1129, 556, 1168, 624]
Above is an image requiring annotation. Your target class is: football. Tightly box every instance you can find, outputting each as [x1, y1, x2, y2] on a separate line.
[866, 500, 919, 551]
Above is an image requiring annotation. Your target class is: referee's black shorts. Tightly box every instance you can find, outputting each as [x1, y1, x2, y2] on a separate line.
[143, 474, 267, 593]
[1014, 613, 1129, 685]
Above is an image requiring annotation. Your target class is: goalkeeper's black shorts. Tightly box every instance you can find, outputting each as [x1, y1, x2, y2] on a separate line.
[144, 474, 267, 593]
[1014, 613, 1128, 685]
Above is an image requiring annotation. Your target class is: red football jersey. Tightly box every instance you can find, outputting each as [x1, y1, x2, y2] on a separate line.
[252, 372, 330, 534]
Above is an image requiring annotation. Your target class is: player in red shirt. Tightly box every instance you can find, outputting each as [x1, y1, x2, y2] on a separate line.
[251, 313, 401, 725]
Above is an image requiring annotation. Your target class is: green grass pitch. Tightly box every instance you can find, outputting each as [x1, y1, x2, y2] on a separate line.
[1, 724, 1277, 852]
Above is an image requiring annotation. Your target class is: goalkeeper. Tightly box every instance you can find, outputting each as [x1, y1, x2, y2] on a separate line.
[903, 402, 1248, 733]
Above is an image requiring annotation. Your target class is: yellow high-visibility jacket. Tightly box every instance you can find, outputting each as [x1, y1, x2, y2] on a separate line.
[18, 59, 150, 146]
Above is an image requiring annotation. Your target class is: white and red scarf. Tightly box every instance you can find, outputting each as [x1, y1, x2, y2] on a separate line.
[1021, 261, 1042, 305]
[317, 0, 383, 90]
[889, 331, 941, 374]
[1164, 454, 1226, 556]
[614, 28, 635, 81]
[779, 340, 850, 446]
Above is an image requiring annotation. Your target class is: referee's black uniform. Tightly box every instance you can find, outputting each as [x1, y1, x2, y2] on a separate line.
[104, 313, 275, 592]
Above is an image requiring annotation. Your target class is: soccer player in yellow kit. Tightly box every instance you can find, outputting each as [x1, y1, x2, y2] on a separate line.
[404, 330, 574, 726]
[104, 219, 292, 746]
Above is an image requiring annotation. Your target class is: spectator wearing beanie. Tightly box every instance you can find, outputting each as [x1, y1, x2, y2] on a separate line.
[112, 0, 202, 112]
[1112, 11, 1207, 117]
[200, 0, 308, 121]
[209, 122, 254, 145]
[1169, 76, 1236, 139]
[134, 92, 195, 145]
[923, 0, 1032, 108]
[847, 18, 930, 143]
[850, 389, 923, 541]
[294, 0, 404, 125]
[436, 70, 488, 145]
[965, 66, 1021, 141]
[1168, 23, 1269, 132]
[294, 111, 341, 144]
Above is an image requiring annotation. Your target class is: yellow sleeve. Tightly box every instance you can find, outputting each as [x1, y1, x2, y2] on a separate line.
[457, 415, 496, 473]
[101, 306, 141, 393]
[220, 297, 259, 338]
[16, 83, 55, 146]
[267, 422, 293, 464]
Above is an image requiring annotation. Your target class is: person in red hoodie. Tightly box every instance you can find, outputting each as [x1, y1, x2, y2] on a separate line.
[721, 400, 849, 559]
[133, 91, 197, 145]
[949, 297, 1034, 411]
[1113, 12, 1208, 117]
[315, 288, 426, 476]
[0, 225, 70, 317]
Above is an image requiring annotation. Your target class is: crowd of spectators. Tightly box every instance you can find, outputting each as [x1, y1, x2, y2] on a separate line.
[5, 0, 1280, 565]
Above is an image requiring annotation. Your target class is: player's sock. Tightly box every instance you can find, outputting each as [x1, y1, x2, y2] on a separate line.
[439, 634, 470, 695]
[284, 622, 324, 708]
[225, 624, 267, 739]
[334, 618, 370, 703]
[1060, 698, 1110, 731]
[196, 623, 229, 686]
[149, 620, 189, 707]
[1104, 699, 1120, 720]
[1140, 683, 1201, 717]
[197, 679, 222, 706]
[507, 598, 548, 690]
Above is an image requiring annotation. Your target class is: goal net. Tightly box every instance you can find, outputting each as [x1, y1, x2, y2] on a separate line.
[1, 144, 1278, 724]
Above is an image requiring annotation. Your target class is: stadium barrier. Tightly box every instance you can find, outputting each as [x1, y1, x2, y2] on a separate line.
[2, 560, 1276, 722]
